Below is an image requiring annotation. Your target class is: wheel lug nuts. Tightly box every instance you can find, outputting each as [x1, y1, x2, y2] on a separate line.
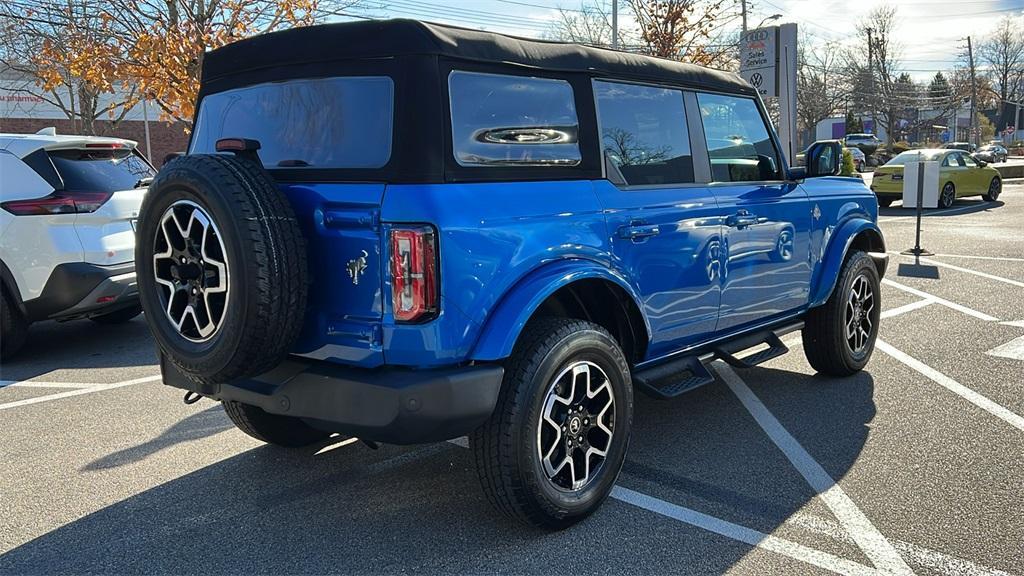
[577, 436, 583, 442]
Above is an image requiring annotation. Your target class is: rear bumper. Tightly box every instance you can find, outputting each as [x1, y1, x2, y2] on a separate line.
[161, 355, 505, 445]
[23, 262, 138, 321]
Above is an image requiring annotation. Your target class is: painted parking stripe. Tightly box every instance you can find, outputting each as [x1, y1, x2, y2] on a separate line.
[0, 381, 95, 389]
[882, 278, 998, 322]
[789, 513, 1015, 576]
[891, 253, 1024, 289]
[714, 362, 914, 575]
[877, 201, 996, 223]
[611, 486, 878, 576]
[930, 254, 1024, 263]
[876, 339, 1024, 432]
[986, 335, 1024, 362]
[0, 375, 162, 411]
[880, 298, 935, 319]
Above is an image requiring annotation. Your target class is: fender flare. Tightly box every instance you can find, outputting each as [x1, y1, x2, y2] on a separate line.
[809, 217, 886, 307]
[470, 259, 650, 362]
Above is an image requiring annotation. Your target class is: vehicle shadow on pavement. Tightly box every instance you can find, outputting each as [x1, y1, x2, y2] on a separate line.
[0, 316, 157, 382]
[81, 405, 233, 471]
[0, 368, 874, 575]
[878, 198, 1004, 217]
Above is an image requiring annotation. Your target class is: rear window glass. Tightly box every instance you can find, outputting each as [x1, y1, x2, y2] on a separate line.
[190, 76, 394, 169]
[49, 149, 155, 192]
[449, 71, 580, 167]
[594, 80, 693, 186]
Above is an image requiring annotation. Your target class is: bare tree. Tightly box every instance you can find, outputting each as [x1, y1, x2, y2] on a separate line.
[797, 38, 848, 146]
[978, 15, 1024, 126]
[545, 1, 620, 47]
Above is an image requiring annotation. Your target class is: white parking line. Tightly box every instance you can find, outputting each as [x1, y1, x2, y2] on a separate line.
[876, 339, 1024, 432]
[714, 362, 914, 575]
[880, 298, 935, 319]
[789, 513, 1015, 576]
[0, 375, 162, 411]
[891, 253, 1024, 289]
[611, 486, 878, 576]
[929, 254, 1024, 263]
[882, 278, 998, 322]
[0, 381, 94, 389]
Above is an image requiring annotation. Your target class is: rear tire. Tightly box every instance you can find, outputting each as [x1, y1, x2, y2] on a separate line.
[939, 182, 956, 208]
[223, 401, 331, 447]
[983, 177, 1001, 202]
[90, 305, 143, 324]
[471, 317, 633, 529]
[1, 287, 29, 360]
[803, 251, 880, 376]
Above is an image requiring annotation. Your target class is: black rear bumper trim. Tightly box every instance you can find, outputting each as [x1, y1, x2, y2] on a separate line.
[161, 356, 504, 445]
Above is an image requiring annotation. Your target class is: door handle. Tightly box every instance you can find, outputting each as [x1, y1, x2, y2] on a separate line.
[725, 210, 759, 228]
[618, 223, 660, 241]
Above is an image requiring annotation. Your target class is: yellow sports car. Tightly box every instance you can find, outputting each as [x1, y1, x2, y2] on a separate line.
[870, 149, 1003, 208]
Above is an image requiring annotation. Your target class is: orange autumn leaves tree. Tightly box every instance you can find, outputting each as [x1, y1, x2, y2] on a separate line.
[33, 0, 328, 129]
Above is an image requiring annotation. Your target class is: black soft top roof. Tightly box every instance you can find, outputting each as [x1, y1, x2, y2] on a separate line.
[201, 18, 753, 95]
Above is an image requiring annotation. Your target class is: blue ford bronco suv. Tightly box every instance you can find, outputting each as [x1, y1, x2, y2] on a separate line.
[138, 19, 887, 529]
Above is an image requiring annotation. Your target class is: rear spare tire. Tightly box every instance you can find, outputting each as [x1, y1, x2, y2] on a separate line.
[135, 154, 307, 383]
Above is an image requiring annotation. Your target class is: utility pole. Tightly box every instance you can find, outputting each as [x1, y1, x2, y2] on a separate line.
[866, 27, 876, 138]
[966, 35, 978, 148]
[611, 0, 618, 49]
[741, 0, 747, 34]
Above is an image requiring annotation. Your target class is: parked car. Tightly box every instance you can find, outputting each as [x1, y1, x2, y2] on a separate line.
[870, 149, 1002, 208]
[975, 144, 1008, 163]
[943, 141, 977, 153]
[844, 133, 881, 155]
[141, 19, 888, 529]
[0, 128, 153, 358]
[846, 146, 866, 172]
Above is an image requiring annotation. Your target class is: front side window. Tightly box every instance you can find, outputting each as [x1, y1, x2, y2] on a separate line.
[962, 153, 978, 167]
[449, 71, 580, 167]
[697, 93, 781, 182]
[594, 80, 693, 186]
[190, 76, 394, 169]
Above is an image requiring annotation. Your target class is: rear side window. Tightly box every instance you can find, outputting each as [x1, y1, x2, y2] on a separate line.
[594, 80, 693, 186]
[449, 71, 581, 167]
[697, 93, 781, 182]
[49, 149, 155, 192]
[190, 76, 394, 169]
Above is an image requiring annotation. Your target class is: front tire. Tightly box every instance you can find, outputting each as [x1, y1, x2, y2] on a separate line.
[983, 177, 1001, 202]
[471, 317, 633, 529]
[223, 401, 331, 447]
[803, 251, 881, 376]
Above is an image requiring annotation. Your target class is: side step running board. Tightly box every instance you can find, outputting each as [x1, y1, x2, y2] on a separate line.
[633, 322, 802, 400]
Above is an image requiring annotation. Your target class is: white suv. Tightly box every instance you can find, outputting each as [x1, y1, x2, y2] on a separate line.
[0, 128, 154, 358]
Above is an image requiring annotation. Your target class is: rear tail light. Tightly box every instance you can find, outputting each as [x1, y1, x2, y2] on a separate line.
[390, 226, 438, 322]
[1, 190, 113, 215]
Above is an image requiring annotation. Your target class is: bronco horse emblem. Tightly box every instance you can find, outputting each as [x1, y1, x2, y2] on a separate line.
[346, 250, 369, 285]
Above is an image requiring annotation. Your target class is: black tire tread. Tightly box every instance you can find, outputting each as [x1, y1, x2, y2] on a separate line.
[140, 154, 307, 383]
[802, 250, 878, 376]
[1, 287, 29, 360]
[223, 400, 330, 447]
[470, 317, 629, 528]
[983, 177, 1001, 202]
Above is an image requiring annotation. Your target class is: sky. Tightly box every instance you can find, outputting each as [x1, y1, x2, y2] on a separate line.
[336, 0, 1024, 82]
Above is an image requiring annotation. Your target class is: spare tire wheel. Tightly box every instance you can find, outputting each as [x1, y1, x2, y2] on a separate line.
[135, 154, 308, 383]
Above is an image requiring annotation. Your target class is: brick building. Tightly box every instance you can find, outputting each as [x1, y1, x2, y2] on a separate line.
[0, 67, 190, 168]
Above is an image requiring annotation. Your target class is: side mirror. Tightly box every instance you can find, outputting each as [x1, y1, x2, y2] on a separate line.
[974, 156, 988, 167]
[804, 140, 843, 177]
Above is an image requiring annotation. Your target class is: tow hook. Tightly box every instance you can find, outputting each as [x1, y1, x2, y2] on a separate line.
[183, 391, 203, 405]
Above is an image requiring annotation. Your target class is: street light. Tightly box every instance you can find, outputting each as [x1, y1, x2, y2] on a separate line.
[757, 14, 783, 28]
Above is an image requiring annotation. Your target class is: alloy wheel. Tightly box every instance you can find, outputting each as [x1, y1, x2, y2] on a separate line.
[537, 360, 615, 491]
[152, 200, 230, 342]
[989, 178, 1001, 201]
[845, 274, 875, 355]
[941, 183, 955, 208]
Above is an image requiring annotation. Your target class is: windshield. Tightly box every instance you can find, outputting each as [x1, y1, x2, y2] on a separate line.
[885, 151, 944, 166]
[190, 76, 394, 169]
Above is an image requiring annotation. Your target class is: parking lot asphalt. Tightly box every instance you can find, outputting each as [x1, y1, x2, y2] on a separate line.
[2, 182, 1023, 576]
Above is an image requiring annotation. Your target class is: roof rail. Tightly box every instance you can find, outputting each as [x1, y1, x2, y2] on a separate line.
[35, 127, 56, 136]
